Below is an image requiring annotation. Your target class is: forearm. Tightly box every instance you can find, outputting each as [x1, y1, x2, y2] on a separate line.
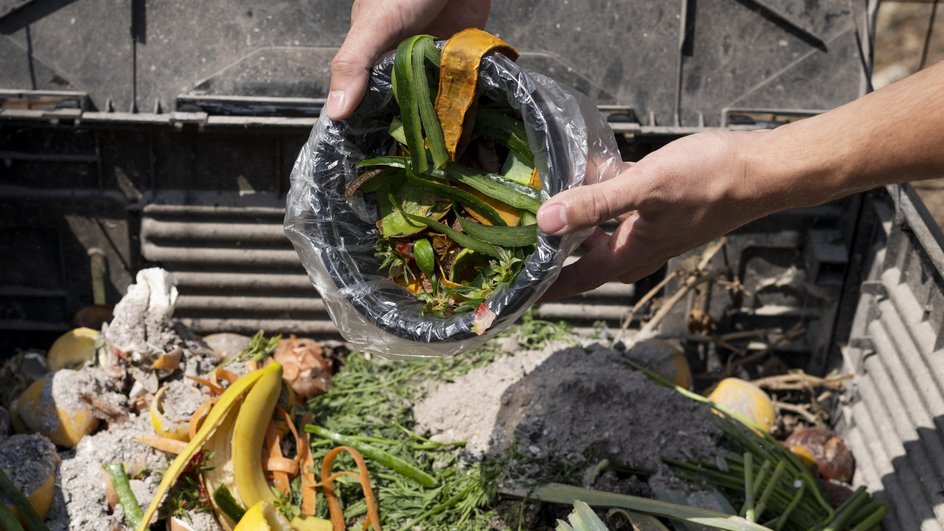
[748, 60, 944, 211]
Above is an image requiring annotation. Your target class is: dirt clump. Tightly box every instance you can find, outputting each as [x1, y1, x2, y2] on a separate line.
[414, 343, 721, 491]
[161, 379, 210, 423]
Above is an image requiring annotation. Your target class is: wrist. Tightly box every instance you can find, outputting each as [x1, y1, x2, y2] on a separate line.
[739, 123, 853, 213]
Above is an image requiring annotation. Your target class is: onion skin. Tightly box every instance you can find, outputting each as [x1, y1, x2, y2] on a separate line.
[785, 427, 855, 483]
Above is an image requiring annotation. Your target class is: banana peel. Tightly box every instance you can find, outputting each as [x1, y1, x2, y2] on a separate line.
[232, 501, 331, 531]
[136, 363, 332, 531]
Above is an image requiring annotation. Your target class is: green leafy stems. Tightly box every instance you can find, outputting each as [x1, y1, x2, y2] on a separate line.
[351, 36, 543, 318]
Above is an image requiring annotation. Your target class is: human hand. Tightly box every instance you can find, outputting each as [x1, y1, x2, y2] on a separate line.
[536, 130, 792, 300]
[326, 0, 491, 120]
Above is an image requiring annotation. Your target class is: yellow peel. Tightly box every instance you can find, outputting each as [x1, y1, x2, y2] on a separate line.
[707, 378, 777, 433]
[234, 501, 292, 531]
[151, 350, 182, 371]
[7, 453, 58, 521]
[149, 386, 190, 442]
[13, 372, 99, 448]
[435, 28, 518, 159]
[233, 364, 283, 508]
[202, 410, 240, 530]
[47, 327, 99, 371]
[135, 363, 282, 531]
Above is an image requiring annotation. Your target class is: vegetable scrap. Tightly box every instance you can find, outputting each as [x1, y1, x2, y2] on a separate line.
[136, 362, 379, 531]
[348, 29, 543, 318]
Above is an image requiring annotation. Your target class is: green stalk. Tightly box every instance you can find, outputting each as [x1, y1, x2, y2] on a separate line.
[358, 156, 411, 169]
[104, 463, 143, 530]
[0, 502, 25, 531]
[412, 38, 448, 169]
[397, 482, 476, 531]
[407, 171, 506, 226]
[393, 35, 434, 173]
[527, 483, 771, 531]
[402, 212, 502, 258]
[436, 164, 542, 212]
[474, 107, 534, 165]
[424, 42, 441, 67]
[850, 503, 887, 531]
[753, 461, 785, 521]
[305, 424, 439, 488]
[742, 453, 754, 520]
[0, 468, 47, 531]
[457, 218, 537, 247]
[750, 461, 771, 502]
[824, 487, 870, 531]
[773, 483, 805, 531]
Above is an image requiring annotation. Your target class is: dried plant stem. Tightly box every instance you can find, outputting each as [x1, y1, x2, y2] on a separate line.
[752, 372, 852, 392]
[640, 239, 726, 335]
[772, 401, 821, 426]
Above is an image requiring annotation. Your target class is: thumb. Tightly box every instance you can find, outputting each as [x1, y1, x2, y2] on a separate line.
[537, 165, 644, 235]
[326, 29, 390, 120]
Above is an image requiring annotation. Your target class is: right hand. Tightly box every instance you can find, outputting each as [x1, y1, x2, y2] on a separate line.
[326, 0, 491, 120]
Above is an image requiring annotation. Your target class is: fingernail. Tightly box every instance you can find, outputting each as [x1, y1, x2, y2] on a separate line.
[325, 90, 346, 119]
[538, 203, 568, 234]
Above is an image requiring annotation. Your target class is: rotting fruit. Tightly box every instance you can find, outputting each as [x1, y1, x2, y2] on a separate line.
[11, 370, 100, 448]
[707, 377, 777, 433]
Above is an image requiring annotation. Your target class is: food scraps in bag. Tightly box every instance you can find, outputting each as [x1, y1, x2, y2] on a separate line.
[347, 29, 543, 318]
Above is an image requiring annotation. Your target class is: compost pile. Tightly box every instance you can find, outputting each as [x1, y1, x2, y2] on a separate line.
[0, 268, 346, 531]
[0, 266, 883, 530]
[0, 28, 885, 531]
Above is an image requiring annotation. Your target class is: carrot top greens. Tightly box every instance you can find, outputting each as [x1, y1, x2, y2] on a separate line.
[349, 29, 541, 318]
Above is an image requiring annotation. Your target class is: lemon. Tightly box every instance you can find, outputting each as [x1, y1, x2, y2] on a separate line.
[707, 377, 777, 433]
[12, 370, 100, 448]
[1, 434, 59, 522]
[47, 328, 99, 371]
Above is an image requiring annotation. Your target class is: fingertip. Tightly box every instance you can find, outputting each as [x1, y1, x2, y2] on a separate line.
[537, 202, 568, 235]
[327, 48, 374, 119]
[324, 90, 347, 120]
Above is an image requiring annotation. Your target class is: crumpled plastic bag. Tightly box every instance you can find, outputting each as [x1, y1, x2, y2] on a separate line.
[284, 46, 621, 358]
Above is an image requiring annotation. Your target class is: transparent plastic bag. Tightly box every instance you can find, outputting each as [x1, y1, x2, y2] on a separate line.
[284, 46, 621, 358]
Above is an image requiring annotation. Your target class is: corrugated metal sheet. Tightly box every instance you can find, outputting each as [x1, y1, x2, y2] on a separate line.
[140, 203, 636, 338]
[841, 186, 944, 530]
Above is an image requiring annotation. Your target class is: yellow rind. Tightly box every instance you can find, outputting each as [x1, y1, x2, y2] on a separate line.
[234, 501, 292, 531]
[7, 455, 58, 522]
[13, 373, 99, 448]
[707, 378, 777, 433]
[47, 328, 99, 371]
[232, 364, 283, 508]
[149, 386, 190, 442]
[135, 363, 282, 531]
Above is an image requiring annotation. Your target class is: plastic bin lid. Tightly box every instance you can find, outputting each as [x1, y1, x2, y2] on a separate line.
[0, 0, 865, 126]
